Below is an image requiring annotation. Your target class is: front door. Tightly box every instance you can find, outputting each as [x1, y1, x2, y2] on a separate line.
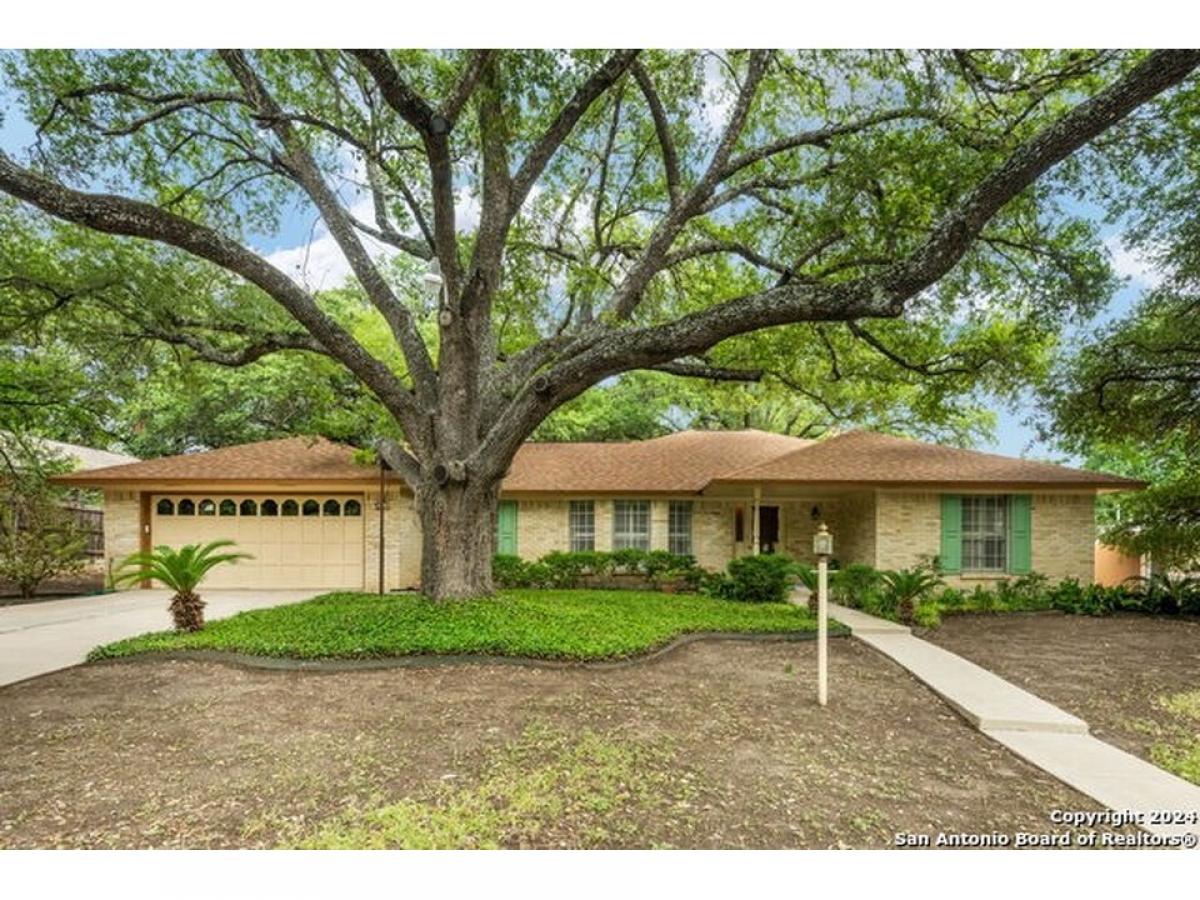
[496, 501, 519, 556]
[759, 505, 780, 554]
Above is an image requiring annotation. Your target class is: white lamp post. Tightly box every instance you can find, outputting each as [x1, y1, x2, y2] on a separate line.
[812, 522, 833, 707]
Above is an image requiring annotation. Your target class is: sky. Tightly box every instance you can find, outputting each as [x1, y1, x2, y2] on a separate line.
[0, 72, 1162, 461]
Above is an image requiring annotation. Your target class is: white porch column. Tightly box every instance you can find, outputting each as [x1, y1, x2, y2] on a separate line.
[751, 485, 762, 555]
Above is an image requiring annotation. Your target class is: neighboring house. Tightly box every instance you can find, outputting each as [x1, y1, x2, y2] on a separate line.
[53, 430, 1143, 592]
[5, 437, 139, 561]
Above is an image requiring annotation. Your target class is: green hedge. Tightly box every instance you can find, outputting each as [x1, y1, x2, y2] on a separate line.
[493, 549, 703, 591]
[829, 564, 1200, 627]
[704, 554, 798, 604]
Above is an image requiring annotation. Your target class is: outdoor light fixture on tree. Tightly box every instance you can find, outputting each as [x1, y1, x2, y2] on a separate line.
[1, 49, 1198, 599]
[813, 522, 832, 707]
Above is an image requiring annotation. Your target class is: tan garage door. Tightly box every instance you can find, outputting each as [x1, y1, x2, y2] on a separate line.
[151, 494, 365, 590]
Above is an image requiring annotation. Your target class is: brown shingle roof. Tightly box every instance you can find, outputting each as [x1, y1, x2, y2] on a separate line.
[53, 429, 1141, 492]
[501, 430, 812, 493]
[53, 436, 373, 484]
[715, 430, 1143, 489]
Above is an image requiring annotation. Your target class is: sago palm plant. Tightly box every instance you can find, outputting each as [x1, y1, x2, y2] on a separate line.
[113, 541, 252, 632]
[880, 567, 944, 625]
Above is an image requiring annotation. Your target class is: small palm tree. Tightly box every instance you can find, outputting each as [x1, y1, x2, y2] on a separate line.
[113, 541, 252, 632]
[880, 567, 944, 624]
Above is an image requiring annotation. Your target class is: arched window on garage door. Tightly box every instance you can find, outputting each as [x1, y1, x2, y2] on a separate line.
[156, 498, 174, 516]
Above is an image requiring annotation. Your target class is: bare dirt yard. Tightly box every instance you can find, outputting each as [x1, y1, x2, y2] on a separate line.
[0, 637, 1132, 849]
[925, 612, 1200, 783]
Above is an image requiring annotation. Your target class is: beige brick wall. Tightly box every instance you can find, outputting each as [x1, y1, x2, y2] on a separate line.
[874, 490, 1096, 586]
[824, 492, 877, 568]
[498, 495, 881, 573]
[503, 496, 736, 570]
[694, 499, 734, 570]
[516, 499, 569, 559]
[364, 488, 422, 591]
[103, 490, 141, 567]
[1031, 493, 1096, 583]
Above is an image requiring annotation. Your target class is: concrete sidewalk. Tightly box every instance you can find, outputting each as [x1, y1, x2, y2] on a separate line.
[828, 601, 1200, 841]
[0, 589, 319, 687]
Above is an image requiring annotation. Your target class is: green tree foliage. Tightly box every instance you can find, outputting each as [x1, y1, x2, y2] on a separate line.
[1046, 288, 1200, 568]
[0, 432, 89, 598]
[1, 49, 1196, 597]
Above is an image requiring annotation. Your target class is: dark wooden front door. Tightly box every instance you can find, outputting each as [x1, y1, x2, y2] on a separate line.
[759, 505, 780, 554]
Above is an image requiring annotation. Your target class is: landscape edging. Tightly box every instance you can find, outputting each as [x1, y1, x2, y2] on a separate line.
[91, 627, 850, 674]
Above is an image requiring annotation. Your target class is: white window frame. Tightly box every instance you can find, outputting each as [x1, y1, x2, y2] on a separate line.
[612, 500, 651, 551]
[961, 495, 1009, 572]
[568, 500, 596, 552]
[668, 501, 694, 556]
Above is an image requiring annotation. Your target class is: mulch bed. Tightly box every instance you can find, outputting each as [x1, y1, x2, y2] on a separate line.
[0, 637, 1135, 849]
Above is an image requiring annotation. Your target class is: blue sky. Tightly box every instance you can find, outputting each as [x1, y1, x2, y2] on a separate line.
[0, 84, 1157, 459]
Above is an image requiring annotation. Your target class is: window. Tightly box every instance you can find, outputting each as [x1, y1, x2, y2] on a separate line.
[343, 499, 362, 517]
[198, 498, 216, 516]
[219, 499, 237, 516]
[323, 499, 341, 516]
[260, 499, 278, 517]
[568, 501, 595, 551]
[734, 506, 745, 542]
[962, 495, 1008, 571]
[302, 499, 320, 517]
[668, 501, 693, 556]
[612, 500, 650, 550]
[240, 499, 258, 516]
[156, 498, 174, 516]
[281, 499, 299, 516]
[177, 499, 195, 516]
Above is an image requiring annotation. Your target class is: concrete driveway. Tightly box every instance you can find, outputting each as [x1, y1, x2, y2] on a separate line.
[0, 589, 320, 687]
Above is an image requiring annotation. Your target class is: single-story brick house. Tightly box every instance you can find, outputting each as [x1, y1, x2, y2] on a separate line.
[54, 429, 1142, 592]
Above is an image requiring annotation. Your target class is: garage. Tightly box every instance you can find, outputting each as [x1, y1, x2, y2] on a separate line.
[151, 493, 365, 590]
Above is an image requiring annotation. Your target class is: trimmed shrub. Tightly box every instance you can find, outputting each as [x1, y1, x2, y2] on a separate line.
[709, 554, 796, 604]
[493, 554, 531, 589]
[493, 549, 702, 592]
[831, 563, 883, 608]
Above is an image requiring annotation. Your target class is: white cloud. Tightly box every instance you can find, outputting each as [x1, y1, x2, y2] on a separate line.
[263, 162, 481, 291]
[1105, 234, 1164, 289]
[699, 51, 734, 133]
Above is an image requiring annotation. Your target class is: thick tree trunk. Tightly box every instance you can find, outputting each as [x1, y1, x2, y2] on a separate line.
[416, 479, 499, 600]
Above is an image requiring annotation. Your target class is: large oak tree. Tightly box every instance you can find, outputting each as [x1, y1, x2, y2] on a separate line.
[1, 49, 1197, 597]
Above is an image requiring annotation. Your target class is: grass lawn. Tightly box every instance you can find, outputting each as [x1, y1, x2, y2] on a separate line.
[89, 589, 824, 662]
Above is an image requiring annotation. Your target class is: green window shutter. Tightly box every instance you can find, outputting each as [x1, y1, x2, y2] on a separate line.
[496, 501, 518, 556]
[1008, 494, 1032, 574]
[939, 494, 962, 573]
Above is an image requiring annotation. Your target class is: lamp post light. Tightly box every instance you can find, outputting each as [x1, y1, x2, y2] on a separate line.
[812, 522, 833, 707]
[422, 257, 445, 318]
